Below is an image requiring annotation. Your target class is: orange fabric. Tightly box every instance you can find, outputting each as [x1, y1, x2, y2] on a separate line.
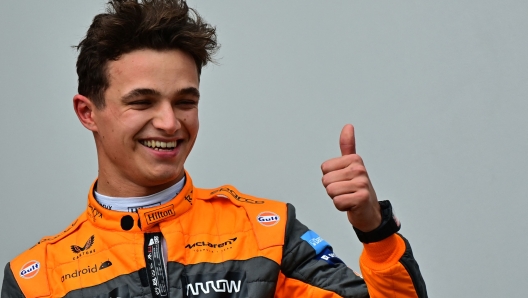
[360, 234, 418, 298]
[7, 172, 422, 297]
[274, 272, 341, 298]
[9, 173, 288, 296]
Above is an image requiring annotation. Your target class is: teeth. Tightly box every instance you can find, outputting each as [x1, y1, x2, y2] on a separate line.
[140, 140, 177, 149]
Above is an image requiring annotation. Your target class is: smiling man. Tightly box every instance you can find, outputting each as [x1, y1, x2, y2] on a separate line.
[1, 1, 427, 297]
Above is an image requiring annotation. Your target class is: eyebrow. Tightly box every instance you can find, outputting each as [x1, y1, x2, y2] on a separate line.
[120, 87, 200, 102]
[177, 87, 201, 98]
[121, 88, 161, 103]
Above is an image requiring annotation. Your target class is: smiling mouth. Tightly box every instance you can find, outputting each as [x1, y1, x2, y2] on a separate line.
[139, 140, 179, 151]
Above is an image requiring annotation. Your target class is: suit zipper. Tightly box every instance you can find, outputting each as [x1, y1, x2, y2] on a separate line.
[144, 232, 169, 297]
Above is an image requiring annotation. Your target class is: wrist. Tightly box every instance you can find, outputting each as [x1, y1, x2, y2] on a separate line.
[353, 200, 401, 244]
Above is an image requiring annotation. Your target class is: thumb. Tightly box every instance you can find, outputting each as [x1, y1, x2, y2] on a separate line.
[339, 124, 356, 156]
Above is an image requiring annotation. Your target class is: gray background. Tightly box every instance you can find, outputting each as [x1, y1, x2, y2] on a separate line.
[1, 1, 527, 297]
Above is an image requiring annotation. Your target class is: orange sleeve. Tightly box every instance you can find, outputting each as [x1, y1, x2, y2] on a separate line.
[360, 234, 427, 298]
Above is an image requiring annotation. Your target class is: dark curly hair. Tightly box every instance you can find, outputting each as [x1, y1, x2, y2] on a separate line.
[75, 0, 218, 108]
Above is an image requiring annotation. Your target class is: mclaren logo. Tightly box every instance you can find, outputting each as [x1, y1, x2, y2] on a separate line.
[186, 279, 242, 296]
[185, 237, 237, 250]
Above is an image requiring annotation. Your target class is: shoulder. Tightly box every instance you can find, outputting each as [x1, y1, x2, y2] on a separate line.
[5, 215, 86, 296]
[194, 184, 288, 212]
[194, 185, 292, 250]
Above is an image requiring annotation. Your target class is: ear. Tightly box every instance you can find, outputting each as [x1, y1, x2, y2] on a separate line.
[73, 94, 98, 132]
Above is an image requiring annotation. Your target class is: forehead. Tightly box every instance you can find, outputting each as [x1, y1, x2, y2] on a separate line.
[106, 49, 199, 94]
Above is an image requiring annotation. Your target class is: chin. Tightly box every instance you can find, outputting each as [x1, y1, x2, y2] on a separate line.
[146, 170, 183, 185]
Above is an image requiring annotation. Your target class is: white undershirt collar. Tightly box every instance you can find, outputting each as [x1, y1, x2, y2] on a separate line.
[94, 177, 186, 213]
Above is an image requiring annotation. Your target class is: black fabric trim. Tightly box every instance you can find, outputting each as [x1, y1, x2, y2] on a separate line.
[398, 234, 428, 298]
[281, 204, 369, 298]
[353, 200, 401, 243]
[1, 262, 25, 298]
[170, 258, 279, 298]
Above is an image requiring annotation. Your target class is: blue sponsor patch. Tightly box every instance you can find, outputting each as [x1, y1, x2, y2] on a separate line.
[300, 230, 330, 255]
[316, 247, 345, 266]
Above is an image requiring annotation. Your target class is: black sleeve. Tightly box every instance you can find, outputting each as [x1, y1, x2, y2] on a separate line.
[1, 263, 25, 298]
[399, 235, 428, 298]
[280, 203, 370, 298]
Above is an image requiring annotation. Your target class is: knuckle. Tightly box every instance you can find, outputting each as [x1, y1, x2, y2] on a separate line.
[343, 154, 355, 164]
[326, 183, 340, 198]
[320, 162, 329, 173]
[355, 176, 370, 189]
[354, 189, 371, 202]
[332, 197, 348, 211]
[353, 154, 364, 163]
[345, 165, 366, 179]
[352, 165, 367, 176]
[321, 175, 329, 187]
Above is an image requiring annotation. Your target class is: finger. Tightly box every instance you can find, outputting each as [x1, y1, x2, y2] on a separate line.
[325, 177, 371, 198]
[321, 164, 367, 187]
[339, 124, 356, 156]
[331, 190, 370, 212]
[321, 154, 364, 174]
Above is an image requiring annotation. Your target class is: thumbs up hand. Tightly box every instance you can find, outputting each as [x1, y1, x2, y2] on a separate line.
[321, 124, 382, 232]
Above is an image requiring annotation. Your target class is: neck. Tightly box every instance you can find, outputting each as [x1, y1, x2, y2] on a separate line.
[96, 168, 184, 197]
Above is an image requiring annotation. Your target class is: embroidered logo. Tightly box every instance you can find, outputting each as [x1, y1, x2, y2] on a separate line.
[257, 211, 280, 227]
[61, 260, 112, 283]
[19, 260, 40, 279]
[71, 235, 96, 260]
[185, 237, 238, 253]
[183, 271, 247, 297]
[88, 204, 103, 222]
[144, 204, 175, 225]
[71, 235, 95, 253]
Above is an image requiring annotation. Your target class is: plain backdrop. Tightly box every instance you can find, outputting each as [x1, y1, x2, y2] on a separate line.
[1, 1, 528, 297]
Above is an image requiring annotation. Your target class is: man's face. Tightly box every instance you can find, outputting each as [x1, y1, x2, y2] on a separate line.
[91, 49, 200, 195]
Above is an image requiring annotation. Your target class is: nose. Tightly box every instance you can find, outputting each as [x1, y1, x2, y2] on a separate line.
[152, 101, 180, 134]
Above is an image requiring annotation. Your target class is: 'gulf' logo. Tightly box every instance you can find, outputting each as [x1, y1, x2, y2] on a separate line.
[20, 260, 40, 279]
[257, 211, 280, 227]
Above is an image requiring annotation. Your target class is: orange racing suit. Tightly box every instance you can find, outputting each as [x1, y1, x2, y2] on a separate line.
[2, 173, 427, 297]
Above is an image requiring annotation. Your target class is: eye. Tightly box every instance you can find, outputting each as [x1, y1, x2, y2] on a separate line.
[130, 100, 150, 105]
[128, 99, 152, 108]
[175, 99, 199, 109]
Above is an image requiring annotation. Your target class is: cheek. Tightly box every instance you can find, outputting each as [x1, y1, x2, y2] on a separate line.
[119, 111, 152, 134]
[181, 111, 199, 135]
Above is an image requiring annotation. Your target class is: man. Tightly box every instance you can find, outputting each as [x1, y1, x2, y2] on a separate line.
[2, 0, 427, 297]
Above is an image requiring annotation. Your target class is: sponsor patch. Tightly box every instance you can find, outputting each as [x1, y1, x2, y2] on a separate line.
[316, 247, 345, 266]
[127, 202, 161, 213]
[184, 190, 193, 205]
[61, 260, 112, 283]
[144, 204, 175, 225]
[144, 233, 168, 297]
[185, 237, 237, 253]
[88, 204, 103, 222]
[256, 211, 280, 227]
[71, 235, 95, 253]
[210, 187, 265, 204]
[300, 230, 330, 255]
[71, 235, 96, 260]
[19, 260, 40, 279]
[182, 271, 247, 297]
